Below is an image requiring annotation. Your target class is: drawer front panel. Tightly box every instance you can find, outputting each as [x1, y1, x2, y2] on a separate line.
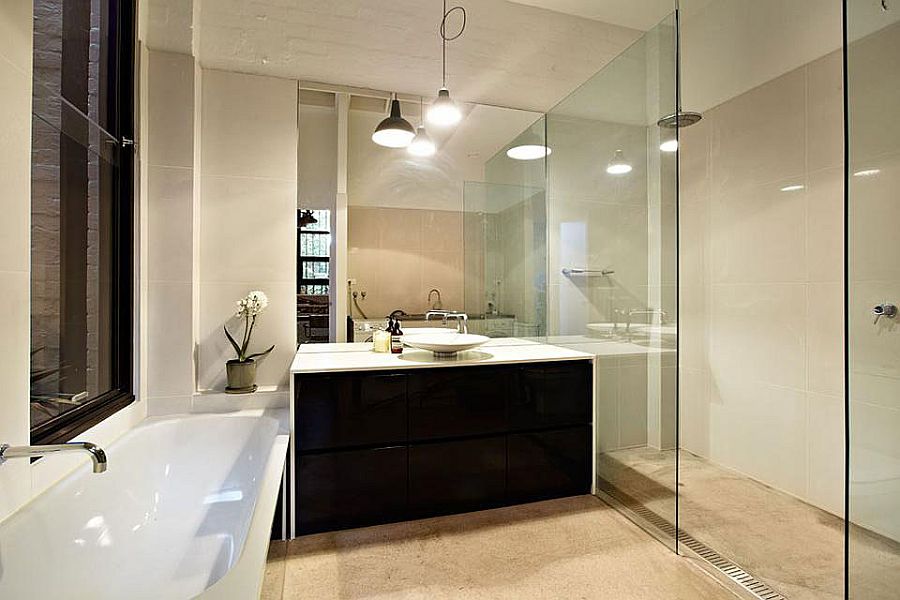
[507, 426, 591, 502]
[296, 373, 408, 451]
[510, 362, 592, 431]
[408, 367, 509, 440]
[297, 446, 407, 534]
[408, 437, 507, 517]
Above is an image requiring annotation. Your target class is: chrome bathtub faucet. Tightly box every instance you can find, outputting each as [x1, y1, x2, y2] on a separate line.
[0, 441, 108, 473]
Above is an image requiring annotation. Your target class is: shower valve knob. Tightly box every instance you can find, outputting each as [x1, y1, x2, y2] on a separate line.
[872, 303, 897, 324]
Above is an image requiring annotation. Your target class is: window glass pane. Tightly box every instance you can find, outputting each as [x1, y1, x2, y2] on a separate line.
[299, 285, 329, 296]
[31, 0, 126, 432]
[301, 209, 331, 232]
[300, 232, 331, 257]
[301, 261, 329, 280]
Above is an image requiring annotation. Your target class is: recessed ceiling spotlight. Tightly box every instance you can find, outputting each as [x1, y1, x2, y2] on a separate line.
[853, 168, 881, 177]
[780, 184, 805, 192]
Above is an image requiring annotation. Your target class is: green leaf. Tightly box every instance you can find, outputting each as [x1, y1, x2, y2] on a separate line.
[224, 325, 243, 360]
[245, 344, 275, 361]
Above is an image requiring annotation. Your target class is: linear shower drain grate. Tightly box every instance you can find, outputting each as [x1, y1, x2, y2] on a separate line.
[596, 478, 789, 600]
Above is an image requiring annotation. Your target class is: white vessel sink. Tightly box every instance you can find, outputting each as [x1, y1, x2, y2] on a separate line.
[403, 333, 490, 357]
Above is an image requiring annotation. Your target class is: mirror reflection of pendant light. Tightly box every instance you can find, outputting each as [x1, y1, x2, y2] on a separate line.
[428, 1, 465, 127]
[507, 131, 552, 161]
[408, 97, 437, 157]
[606, 149, 632, 175]
[372, 93, 416, 148]
[298, 209, 318, 228]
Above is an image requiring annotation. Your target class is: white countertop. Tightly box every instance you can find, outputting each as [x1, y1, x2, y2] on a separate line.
[291, 338, 592, 374]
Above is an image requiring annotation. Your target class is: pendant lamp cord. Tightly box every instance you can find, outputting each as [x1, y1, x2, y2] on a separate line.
[440, 0, 467, 87]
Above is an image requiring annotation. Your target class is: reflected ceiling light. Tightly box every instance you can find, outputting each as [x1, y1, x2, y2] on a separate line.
[660, 139, 678, 153]
[408, 97, 437, 157]
[408, 126, 436, 156]
[780, 184, 805, 192]
[853, 168, 881, 177]
[372, 93, 415, 148]
[507, 144, 552, 160]
[427, 1, 466, 127]
[606, 149, 632, 175]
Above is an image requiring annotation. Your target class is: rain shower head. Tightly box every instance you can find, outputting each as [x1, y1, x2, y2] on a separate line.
[657, 111, 703, 129]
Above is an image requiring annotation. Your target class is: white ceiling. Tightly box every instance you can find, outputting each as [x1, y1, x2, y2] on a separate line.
[146, 0, 642, 113]
[506, 0, 676, 31]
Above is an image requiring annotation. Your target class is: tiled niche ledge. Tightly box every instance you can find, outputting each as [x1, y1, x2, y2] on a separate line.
[148, 386, 289, 418]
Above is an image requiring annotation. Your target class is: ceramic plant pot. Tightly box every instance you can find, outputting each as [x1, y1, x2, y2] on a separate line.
[225, 359, 258, 394]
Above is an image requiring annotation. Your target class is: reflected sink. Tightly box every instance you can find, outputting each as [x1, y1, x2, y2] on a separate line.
[403, 333, 490, 358]
[401, 327, 458, 336]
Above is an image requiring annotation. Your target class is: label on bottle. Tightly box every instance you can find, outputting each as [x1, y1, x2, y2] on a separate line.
[390, 334, 402, 353]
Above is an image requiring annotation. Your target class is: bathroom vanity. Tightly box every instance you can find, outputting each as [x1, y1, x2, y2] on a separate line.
[290, 340, 594, 535]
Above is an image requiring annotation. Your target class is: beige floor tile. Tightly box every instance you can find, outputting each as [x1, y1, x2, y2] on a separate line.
[274, 496, 733, 600]
[261, 541, 288, 600]
[602, 448, 900, 600]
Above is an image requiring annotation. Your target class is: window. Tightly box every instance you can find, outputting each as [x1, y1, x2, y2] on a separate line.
[297, 209, 331, 343]
[30, 0, 135, 444]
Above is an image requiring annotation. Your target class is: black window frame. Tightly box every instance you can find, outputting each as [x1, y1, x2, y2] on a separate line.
[30, 0, 136, 445]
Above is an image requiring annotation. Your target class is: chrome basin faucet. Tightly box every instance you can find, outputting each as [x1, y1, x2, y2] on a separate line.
[0, 442, 108, 473]
[425, 310, 468, 334]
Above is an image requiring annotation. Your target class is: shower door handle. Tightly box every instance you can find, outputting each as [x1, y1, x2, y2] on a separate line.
[872, 303, 897, 324]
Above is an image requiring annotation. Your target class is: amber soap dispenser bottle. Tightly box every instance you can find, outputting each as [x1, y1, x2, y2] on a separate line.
[390, 318, 403, 354]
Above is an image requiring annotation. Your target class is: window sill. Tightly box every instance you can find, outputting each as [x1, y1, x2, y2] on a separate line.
[30, 391, 136, 446]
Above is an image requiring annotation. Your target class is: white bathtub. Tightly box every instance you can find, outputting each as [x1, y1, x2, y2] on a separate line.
[0, 412, 289, 599]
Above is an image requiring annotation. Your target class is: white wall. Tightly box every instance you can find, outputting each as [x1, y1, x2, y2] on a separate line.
[196, 69, 298, 392]
[0, 3, 147, 523]
[145, 50, 197, 414]
[679, 48, 845, 515]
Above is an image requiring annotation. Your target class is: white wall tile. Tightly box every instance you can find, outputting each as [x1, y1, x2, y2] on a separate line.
[148, 282, 194, 398]
[709, 179, 807, 285]
[148, 166, 194, 282]
[807, 282, 844, 397]
[199, 175, 296, 283]
[807, 392, 845, 515]
[710, 283, 808, 390]
[201, 69, 298, 180]
[709, 378, 808, 498]
[0, 271, 32, 520]
[0, 56, 32, 273]
[148, 50, 195, 168]
[0, 2, 33, 74]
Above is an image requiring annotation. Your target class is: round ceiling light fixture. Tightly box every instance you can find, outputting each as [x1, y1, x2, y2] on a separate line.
[372, 94, 416, 148]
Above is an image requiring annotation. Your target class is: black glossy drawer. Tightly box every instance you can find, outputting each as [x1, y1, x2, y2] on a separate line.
[297, 446, 408, 534]
[408, 436, 507, 517]
[408, 366, 509, 440]
[510, 361, 592, 431]
[507, 425, 591, 502]
[295, 372, 407, 451]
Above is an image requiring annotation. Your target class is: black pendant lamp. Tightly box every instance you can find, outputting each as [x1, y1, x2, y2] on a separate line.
[372, 93, 416, 148]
